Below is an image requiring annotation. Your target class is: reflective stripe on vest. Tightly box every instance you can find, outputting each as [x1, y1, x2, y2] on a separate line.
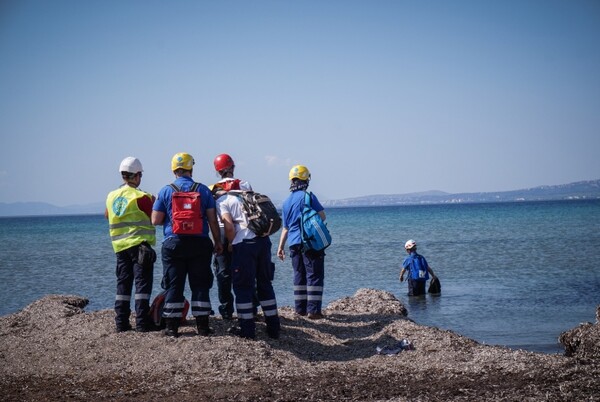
[106, 186, 156, 253]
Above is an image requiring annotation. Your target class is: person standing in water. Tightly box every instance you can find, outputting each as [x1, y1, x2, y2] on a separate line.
[400, 239, 436, 296]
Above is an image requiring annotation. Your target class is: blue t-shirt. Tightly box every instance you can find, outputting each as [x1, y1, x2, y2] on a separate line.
[282, 190, 324, 247]
[153, 176, 215, 239]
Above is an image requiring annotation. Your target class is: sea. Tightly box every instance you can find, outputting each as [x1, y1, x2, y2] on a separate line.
[1, 199, 598, 354]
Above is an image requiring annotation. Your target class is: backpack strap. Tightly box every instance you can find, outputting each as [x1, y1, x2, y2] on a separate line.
[170, 182, 200, 192]
[304, 191, 312, 208]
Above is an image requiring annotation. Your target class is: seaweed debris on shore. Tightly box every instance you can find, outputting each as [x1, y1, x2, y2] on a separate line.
[1, 289, 598, 401]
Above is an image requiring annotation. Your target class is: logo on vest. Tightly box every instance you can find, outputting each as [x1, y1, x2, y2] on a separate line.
[183, 203, 192, 209]
[112, 197, 128, 217]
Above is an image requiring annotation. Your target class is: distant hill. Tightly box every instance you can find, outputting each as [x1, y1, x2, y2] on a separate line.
[0, 202, 105, 217]
[1, 180, 599, 216]
[321, 179, 600, 207]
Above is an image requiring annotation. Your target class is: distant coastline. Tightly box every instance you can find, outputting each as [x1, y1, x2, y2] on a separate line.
[321, 179, 600, 208]
[1, 179, 599, 217]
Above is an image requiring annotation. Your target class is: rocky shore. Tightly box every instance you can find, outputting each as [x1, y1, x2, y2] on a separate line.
[1, 288, 598, 401]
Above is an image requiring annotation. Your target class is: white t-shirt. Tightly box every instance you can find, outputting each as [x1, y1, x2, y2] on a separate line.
[214, 177, 252, 230]
[216, 193, 256, 245]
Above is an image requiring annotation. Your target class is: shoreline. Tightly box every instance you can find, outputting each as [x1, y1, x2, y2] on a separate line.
[0, 298, 570, 356]
[1, 288, 598, 401]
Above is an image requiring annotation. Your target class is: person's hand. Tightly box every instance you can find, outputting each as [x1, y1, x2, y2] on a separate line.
[277, 248, 285, 261]
[399, 273, 404, 282]
[214, 241, 223, 255]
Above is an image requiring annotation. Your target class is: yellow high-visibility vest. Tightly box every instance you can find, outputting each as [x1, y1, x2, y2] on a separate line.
[106, 185, 156, 253]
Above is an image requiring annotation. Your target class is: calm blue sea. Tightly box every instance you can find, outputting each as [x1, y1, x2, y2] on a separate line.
[1, 200, 599, 354]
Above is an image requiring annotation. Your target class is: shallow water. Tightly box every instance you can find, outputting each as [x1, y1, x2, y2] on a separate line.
[1, 200, 598, 354]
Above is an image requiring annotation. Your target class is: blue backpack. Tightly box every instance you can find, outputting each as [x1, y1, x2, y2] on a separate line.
[409, 254, 429, 281]
[301, 191, 332, 252]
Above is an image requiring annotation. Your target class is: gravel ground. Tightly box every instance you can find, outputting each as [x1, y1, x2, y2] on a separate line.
[0, 288, 598, 401]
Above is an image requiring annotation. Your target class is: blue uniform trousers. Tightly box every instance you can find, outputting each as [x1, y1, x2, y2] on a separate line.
[232, 236, 280, 338]
[161, 236, 214, 319]
[213, 237, 234, 318]
[407, 278, 427, 296]
[115, 244, 153, 330]
[290, 245, 325, 315]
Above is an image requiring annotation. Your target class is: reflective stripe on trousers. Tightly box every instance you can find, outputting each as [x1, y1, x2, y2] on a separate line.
[232, 237, 280, 338]
[160, 236, 214, 319]
[114, 244, 153, 329]
[290, 245, 325, 315]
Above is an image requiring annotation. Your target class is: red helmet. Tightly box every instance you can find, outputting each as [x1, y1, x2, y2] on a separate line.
[214, 154, 234, 172]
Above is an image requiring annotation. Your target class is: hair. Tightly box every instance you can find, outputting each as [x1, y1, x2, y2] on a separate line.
[218, 167, 234, 178]
[173, 168, 192, 177]
[289, 178, 309, 192]
[121, 172, 137, 180]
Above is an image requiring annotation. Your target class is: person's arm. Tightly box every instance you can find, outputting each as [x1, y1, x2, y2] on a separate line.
[311, 193, 326, 221]
[277, 227, 289, 261]
[399, 257, 410, 282]
[220, 212, 236, 253]
[428, 265, 436, 278]
[206, 207, 223, 255]
[151, 210, 165, 226]
[137, 194, 154, 219]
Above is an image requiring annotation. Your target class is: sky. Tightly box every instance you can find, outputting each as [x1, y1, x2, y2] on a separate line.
[1, 0, 599, 206]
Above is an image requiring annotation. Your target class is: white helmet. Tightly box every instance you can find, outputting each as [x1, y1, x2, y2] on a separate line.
[119, 157, 143, 174]
[404, 239, 417, 250]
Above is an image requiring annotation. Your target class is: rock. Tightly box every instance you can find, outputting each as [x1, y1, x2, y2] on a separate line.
[327, 288, 408, 316]
[559, 304, 600, 359]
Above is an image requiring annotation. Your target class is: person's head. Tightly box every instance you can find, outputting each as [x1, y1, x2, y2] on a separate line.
[288, 165, 311, 190]
[171, 152, 194, 177]
[213, 153, 235, 178]
[404, 239, 417, 253]
[119, 156, 143, 188]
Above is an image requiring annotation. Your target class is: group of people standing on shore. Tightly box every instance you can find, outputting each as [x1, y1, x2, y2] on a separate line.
[105, 153, 327, 339]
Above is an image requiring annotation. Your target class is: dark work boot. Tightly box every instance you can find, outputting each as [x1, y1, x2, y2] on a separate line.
[163, 318, 179, 338]
[196, 316, 212, 336]
[218, 304, 233, 320]
[115, 324, 132, 333]
[115, 315, 132, 333]
[265, 316, 281, 339]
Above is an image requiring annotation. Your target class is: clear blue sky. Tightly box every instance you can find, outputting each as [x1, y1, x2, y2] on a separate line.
[1, 0, 599, 206]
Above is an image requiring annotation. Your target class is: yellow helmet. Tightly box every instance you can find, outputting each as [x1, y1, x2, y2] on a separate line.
[171, 152, 195, 171]
[289, 165, 311, 181]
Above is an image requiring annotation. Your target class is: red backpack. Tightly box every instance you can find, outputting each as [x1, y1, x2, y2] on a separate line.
[149, 291, 190, 329]
[219, 179, 241, 192]
[211, 179, 241, 200]
[170, 182, 203, 235]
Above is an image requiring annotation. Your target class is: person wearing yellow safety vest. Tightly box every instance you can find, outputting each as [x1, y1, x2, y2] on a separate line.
[105, 157, 157, 333]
